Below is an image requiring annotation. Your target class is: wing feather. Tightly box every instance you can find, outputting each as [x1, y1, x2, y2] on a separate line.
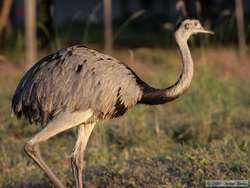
[11, 45, 143, 126]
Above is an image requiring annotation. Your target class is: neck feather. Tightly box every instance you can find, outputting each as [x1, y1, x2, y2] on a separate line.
[139, 34, 193, 105]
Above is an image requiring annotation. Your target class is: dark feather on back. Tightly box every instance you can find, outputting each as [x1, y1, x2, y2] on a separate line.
[11, 45, 144, 126]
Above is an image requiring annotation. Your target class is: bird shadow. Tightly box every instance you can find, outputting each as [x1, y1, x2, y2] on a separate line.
[3, 158, 181, 188]
[4, 182, 51, 188]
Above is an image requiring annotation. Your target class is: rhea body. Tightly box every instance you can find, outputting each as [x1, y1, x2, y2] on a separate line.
[11, 19, 213, 188]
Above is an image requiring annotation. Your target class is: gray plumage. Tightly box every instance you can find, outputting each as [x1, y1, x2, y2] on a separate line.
[12, 45, 142, 126]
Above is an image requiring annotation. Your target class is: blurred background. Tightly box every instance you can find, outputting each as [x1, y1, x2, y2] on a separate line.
[0, 0, 249, 187]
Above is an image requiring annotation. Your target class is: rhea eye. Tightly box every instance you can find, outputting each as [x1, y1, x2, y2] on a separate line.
[194, 22, 199, 27]
[185, 23, 190, 30]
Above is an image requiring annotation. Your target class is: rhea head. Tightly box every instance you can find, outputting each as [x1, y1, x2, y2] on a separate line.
[175, 19, 214, 41]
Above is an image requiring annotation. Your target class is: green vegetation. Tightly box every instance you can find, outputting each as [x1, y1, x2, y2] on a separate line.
[0, 48, 249, 187]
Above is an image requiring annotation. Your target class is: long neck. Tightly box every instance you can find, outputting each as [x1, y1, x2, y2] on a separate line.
[139, 35, 193, 105]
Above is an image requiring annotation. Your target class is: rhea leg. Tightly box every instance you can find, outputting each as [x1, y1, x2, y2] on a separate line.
[71, 122, 95, 188]
[24, 110, 93, 188]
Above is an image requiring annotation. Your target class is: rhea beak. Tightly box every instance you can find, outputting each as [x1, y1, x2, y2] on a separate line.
[198, 27, 214, 35]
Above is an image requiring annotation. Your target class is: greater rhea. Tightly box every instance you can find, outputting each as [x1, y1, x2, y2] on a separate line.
[12, 19, 213, 188]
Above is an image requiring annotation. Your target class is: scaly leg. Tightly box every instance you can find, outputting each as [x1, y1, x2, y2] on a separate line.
[24, 110, 93, 188]
[71, 122, 95, 188]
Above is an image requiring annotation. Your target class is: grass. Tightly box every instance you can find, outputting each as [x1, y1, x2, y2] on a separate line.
[0, 47, 249, 187]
